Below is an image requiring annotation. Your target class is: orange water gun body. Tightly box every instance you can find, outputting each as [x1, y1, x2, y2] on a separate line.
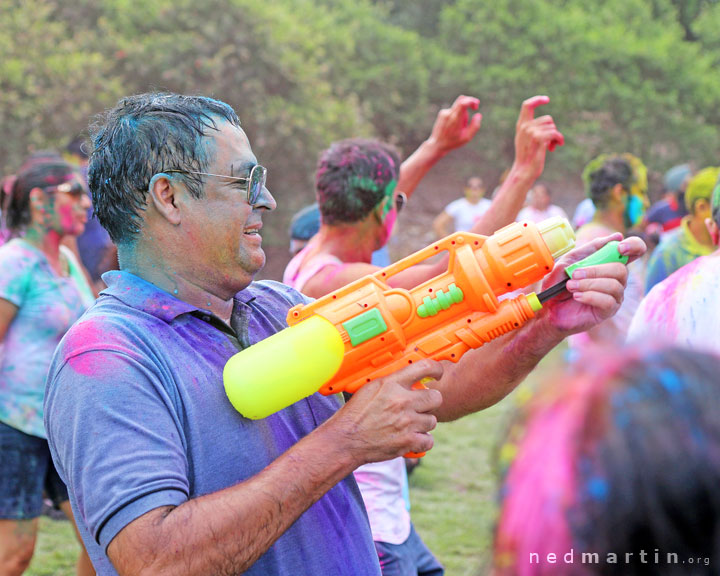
[224, 218, 576, 420]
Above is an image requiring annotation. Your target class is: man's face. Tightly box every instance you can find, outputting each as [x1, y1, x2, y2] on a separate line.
[465, 177, 485, 203]
[181, 122, 276, 293]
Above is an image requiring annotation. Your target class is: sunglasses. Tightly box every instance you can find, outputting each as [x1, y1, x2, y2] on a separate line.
[43, 181, 88, 198]
[166, 165, 267, 207]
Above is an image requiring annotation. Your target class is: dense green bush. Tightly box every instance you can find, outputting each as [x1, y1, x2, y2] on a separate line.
[2, 0, 719, 206]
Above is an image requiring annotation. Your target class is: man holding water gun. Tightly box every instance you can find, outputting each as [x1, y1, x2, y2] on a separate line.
[281, 94, 574, 576]
[44, 92, 644, 576]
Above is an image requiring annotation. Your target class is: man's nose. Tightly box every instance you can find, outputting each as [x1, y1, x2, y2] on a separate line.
[255, 186, 276, 211]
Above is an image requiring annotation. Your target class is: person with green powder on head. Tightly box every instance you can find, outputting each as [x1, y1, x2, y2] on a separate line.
[282, 95, 604, 576]
[568, 153, 649, 353]
[643, 166, 719, 294]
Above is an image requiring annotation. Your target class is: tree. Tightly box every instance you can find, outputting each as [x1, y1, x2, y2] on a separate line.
[649, 0, 720, 41]
[431, 0, 720, 177]
[0, 0, 120, 173]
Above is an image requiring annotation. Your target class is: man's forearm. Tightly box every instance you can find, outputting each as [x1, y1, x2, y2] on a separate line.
[396, 139, 446, 199]
[109, 423, 359, 576]
[432, 313, 564, 422]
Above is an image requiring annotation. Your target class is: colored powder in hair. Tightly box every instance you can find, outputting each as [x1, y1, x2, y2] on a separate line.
[495, 400, 583, 573]
[658, 369, 682, 395]
[584, 475, 608, 502]
[348, 176, 382, 194]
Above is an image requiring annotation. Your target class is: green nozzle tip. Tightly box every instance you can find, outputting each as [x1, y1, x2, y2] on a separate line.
[565, 241, 628, 278]
[527, 292, 542, 313]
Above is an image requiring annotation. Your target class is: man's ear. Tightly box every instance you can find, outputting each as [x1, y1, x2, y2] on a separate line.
[371, 201, 385, 226]
[694, 198, 711, 218]
[706, 217, 720, 246]
[148, 174, 181, 226]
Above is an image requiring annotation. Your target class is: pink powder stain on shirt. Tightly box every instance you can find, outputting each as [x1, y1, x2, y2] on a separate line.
[642, 257, 703, 334]
[66, 321, 115, 377]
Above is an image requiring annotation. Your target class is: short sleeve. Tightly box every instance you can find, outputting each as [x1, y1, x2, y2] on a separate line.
[45, 348, 190, 550]
[444, 199, 464, 218]
[0, 244, 31, 307]
[516, 207, 531, 222]
[551, 206, 569, 220]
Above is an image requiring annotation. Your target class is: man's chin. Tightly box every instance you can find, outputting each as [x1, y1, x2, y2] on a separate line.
[247, 250, 266, 276]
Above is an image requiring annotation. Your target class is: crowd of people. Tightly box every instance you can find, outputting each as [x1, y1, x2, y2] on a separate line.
[0, 88, 717, 576]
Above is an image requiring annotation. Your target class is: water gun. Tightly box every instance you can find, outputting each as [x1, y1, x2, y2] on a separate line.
[225, 217, 602, 421]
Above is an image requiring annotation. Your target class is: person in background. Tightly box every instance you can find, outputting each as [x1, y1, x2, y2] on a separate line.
[288, 203, 321, 256]
[0, 159, 95, 576]
[516, 182, 568, 224]
[571, 196, 595, 230]
[643, 166, 718, 293]
[568, 154, 649, 352]
[1, 175, 15, 246]
[627, 173, 720, 354]
[66, 138, 118, 294]
[282, 95, 602, 576]
[644, 163, 692, 234]
[283, 95, 490, 574]
[288, 202, 395, 267]
[433, 175, 491, 237]
[493, 345, 720, 575]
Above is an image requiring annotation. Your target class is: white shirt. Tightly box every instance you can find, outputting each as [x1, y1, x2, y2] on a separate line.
[516, 204, 568, 224]
[354, 458, 411, 545]
[444, 197, 492, 232]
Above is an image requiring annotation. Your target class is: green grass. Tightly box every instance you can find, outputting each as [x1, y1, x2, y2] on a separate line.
[410, 404, 507, 575]
[411, 345, 566, 575]
[27, 347, 565, 575]
[27, 516, 82, 576]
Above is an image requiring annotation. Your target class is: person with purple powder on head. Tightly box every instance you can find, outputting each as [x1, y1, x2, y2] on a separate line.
[0, 158, 95, 576]
[494, 345, 720, 575]
[44, 92, 643, 576]
[643, 166, 718, 294]
[281, 95, 641, 576]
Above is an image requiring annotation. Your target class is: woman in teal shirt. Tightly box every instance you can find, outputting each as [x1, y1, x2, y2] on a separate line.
[0, 158, 95, 575]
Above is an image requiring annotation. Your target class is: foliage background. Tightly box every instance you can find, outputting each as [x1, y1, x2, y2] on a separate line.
[5, 2, 719, 572]
[2, 0, 720, 271]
